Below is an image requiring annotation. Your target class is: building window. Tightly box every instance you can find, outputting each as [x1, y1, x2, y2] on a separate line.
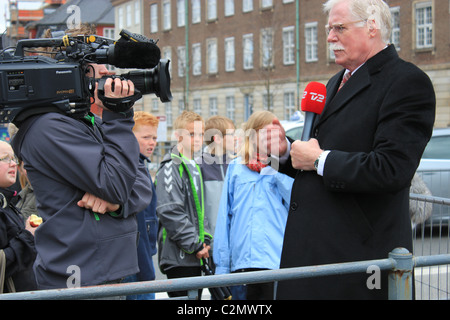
[284, 91, 295, 120]
[283, 26, 295, 65]
[150, 4, 158, 33]
[194, 98, 202, 116]
[118, 7, 124, 30]
[263, 93, 274, 111]
[192, 43, 202, 76]
[192, 0, 201, 24]
[225, 0, 234, 17]
[134, 1, 140, 25]
[178, 99, 185, 114]
[207, 39, 218, 74]
[390, 7, 400, 50]
[126, 4, 132, 27]
[163, 0, 171, 31]
[152, 98, 159, 112]
[177, 0, 186, 27]
[207, 0, 217, 21]
[209, 97, 218, 116]
[243, 34, 254, 70]
[261, 0, 273, 10]
[305, 22, 318, 62]
[166, 102, 173, 127]
[225, 37, 235, 72]
[226, 96, 235, 121]
[177, 46, 186, 78]
[261, 28, 274, 68]
[103, 28, 114, 40]
[104, 28, 115, 71]
[243, 0, 253, 13]
[415, 2, 433, 49]
[244, 93, 253, 121]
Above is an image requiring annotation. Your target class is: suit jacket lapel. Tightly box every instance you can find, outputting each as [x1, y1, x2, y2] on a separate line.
[314, 45, 398, 129]
[316, 67, 371, 126]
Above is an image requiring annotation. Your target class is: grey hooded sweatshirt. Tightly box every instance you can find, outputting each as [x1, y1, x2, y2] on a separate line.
[155, 151, 212, 273]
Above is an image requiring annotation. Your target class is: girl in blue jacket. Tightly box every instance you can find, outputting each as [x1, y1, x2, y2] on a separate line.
[213, 111, 294, 300]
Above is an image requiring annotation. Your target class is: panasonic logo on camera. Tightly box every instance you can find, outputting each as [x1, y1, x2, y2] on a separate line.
[56, 70, 73, 75]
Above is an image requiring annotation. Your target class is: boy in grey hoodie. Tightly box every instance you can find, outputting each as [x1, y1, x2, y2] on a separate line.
[155, 111, 212, 298]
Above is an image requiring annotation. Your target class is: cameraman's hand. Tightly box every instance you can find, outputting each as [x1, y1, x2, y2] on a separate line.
[77, 192, 120, 214]
[102, 77, 135, 99]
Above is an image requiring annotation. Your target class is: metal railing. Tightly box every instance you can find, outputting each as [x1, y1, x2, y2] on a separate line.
[411, 192, 450, 300]
[1, 173, 448, 300]
[1, 248, 449, 300]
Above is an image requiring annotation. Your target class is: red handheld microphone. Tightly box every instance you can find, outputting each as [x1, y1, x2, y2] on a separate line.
[300, 82, 326, 141]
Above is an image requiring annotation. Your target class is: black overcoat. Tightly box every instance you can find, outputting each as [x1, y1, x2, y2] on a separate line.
[277, 45, 436, 300]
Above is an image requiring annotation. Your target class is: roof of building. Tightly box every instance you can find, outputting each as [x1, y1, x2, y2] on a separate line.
[32, 0, 114, 27]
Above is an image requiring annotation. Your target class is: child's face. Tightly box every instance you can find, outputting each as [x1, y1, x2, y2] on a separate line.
[134, 124, 158, 158]
[178, 121, 204, 157]
[223, 126, 236, 155]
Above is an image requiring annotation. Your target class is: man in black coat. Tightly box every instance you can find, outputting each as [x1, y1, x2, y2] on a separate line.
[276, 0, 436, 299]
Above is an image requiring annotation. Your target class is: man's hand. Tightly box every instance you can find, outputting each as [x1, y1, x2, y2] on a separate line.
[258, 118, 288, 158]
[104, 77, 135, 98]
[77, 192, 120, 214]
[95, 77, 135, 111]
[290, 138, 323, 171]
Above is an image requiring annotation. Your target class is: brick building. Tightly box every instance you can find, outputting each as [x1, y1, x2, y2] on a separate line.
[112, 0, 449, 137]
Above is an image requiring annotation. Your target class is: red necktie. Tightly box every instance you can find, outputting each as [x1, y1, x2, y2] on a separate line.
[338, 71, 351, 91]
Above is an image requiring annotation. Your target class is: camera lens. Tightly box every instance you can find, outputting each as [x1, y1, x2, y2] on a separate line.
[122, 59, 172, 103]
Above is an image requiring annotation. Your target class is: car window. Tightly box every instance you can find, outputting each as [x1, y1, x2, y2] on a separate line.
[422, 135, 450, 159]
[285, 126, 304, 141]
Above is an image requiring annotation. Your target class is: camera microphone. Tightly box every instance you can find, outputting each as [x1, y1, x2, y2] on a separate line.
[96, 41, 161, 69]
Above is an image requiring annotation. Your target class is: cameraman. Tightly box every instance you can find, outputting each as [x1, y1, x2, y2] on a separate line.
[10, 34, 153, 290]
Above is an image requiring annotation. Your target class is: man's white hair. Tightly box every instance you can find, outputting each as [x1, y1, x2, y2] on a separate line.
[323, 0, 392, 44]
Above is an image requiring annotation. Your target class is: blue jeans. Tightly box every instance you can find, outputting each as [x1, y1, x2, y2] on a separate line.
[123, 274, 156, 300]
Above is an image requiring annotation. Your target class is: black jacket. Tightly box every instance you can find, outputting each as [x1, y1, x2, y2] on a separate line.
[0, 188, 37, 292]
[277, 45, 436, 300]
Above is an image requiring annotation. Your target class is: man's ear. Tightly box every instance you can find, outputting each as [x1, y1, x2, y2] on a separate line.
[367, 19, 379, 37]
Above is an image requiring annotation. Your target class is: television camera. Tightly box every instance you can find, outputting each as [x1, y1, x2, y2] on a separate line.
[0, 29, 172, 124]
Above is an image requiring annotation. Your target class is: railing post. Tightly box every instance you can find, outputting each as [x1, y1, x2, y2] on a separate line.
[187, 289, 199, 300]
[388, 248, 413, 300]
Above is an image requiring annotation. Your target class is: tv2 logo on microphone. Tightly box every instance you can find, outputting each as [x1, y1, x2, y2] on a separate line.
[303, 91, 325, 103]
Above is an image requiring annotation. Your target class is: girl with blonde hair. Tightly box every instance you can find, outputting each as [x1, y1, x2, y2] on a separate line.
[213, 111, 294, 300]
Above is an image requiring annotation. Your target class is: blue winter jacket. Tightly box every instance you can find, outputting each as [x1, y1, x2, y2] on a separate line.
[134, 154, 158, 281]
[213, 158, 294, 275]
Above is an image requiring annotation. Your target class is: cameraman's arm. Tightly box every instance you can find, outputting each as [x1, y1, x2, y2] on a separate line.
[76, 128, 151, 218]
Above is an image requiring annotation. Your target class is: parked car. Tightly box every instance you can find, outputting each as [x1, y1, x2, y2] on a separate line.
[281, 120, 304, 141]
[416, 128, 450, 227]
